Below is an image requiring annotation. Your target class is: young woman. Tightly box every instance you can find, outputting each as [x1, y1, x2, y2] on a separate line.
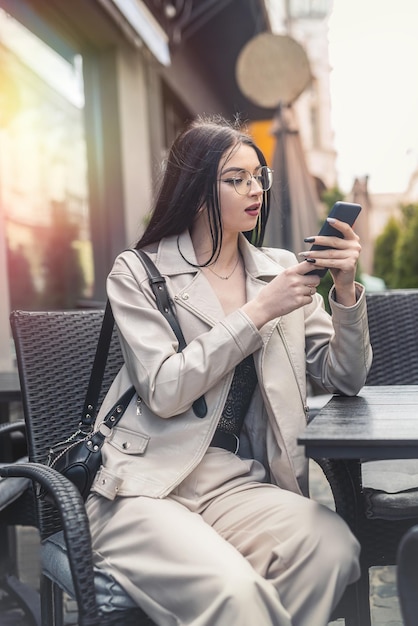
[86, 115, 372, 626]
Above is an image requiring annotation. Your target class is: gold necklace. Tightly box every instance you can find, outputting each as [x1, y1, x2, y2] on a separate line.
[207, 255, 240, 280]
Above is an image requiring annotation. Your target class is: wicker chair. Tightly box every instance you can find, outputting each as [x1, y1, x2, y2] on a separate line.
[318, 289, 418, 626]
[3, 290, 418, 626]
[0, 419, 40, 625]
[0, 308, 358, 626]
[0, 309, 154, 626]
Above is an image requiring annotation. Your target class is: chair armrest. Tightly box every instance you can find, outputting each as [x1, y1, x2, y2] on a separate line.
[0, 462, 100, 626]
[0, 420, 27, 462]
[0, 420, 26, 436]
[397, 524, 418, 626]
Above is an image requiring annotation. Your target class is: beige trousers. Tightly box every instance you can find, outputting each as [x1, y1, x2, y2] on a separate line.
[86, 449, 360, 626]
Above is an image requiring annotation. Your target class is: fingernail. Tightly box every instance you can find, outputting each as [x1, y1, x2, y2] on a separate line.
[327, 217, 336, 224]
[304, 237, 315, 243]
[306, 258, 316, 264]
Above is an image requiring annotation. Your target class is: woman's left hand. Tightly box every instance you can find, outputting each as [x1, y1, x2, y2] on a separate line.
[300, 218, 361, 306]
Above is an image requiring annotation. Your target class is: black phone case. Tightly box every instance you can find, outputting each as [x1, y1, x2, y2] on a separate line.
[307, 201, 361, 277]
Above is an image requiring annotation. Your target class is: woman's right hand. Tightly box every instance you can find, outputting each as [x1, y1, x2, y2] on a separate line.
[242, 261, 320, 329]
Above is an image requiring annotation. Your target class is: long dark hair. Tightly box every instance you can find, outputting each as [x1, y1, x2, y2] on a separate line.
[136, 115, 271, 261]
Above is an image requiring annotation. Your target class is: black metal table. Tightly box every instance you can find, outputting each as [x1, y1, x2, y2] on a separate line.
[299, 385, 418, 460]
[299, 385, 418, 626]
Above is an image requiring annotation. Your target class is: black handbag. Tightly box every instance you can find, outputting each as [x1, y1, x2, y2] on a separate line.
[46, 249, 207, 501]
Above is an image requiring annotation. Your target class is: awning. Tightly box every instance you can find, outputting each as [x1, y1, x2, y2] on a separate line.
[99, 0, 170, 65]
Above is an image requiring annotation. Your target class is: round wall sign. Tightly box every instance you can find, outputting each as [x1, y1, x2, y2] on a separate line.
[236, 32, 312, 108]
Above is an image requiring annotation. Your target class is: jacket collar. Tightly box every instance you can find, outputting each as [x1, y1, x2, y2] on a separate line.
[156, 230, 284, 281]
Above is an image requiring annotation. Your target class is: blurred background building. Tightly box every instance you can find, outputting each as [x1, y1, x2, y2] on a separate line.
[0, 0, 274, 365]
[0, 0, 416, 366]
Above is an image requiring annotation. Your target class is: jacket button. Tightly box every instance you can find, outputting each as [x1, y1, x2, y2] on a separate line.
[122, 441, 130, 449]
[182, 293, 189, 300]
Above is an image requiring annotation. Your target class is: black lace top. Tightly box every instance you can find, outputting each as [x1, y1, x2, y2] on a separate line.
[216, 354, 258, 435]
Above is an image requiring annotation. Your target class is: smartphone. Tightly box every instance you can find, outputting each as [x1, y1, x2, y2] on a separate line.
[307, 201, 362, 277]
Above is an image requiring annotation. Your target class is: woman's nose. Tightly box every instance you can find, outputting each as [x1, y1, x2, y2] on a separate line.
[248, 177, 264, 195]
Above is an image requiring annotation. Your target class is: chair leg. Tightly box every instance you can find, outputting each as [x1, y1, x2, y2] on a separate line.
[40, 575, 64, 626]
[397, 525, 418, 626]
[4, 574, 41, 626]
[0, 525, 40, 626]
[343, 570, 372, 626]
[331, 573, 371, 626]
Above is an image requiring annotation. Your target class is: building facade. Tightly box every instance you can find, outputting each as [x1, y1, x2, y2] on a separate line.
[0, 0, 272, 365]
[264, 0, 336, 193]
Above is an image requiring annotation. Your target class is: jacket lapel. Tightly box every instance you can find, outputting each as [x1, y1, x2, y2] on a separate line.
[157, 232, 225, 324]
[155, 231, 289, 328]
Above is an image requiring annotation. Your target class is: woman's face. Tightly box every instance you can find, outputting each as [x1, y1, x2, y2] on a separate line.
[217, 143, 265, 236]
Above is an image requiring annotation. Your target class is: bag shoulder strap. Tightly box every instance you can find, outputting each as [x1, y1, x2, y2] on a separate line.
[131, 249, 186, 351]
[81, 249, 207, 428]
[131, 249, 207, 418]
[81, 300, 116, 428]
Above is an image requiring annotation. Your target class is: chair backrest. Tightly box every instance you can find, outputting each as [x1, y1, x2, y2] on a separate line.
[10, 309, 124, 536]
[365, 289, 418, 385]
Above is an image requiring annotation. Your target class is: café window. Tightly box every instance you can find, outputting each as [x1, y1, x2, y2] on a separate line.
[0, 8, 92, 310]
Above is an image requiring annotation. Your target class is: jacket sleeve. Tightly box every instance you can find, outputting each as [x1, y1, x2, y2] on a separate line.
[107, 255, 263, 418]
[265, 245, 372, 396]
[304, 284, 372, 396]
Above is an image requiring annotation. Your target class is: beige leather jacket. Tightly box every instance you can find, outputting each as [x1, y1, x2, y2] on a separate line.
[92, 231, 372, 501]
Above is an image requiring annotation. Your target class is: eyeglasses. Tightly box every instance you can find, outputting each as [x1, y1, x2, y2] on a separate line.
[219, 166, 273, 195]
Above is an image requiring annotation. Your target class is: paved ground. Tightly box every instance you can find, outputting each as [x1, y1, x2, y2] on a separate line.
[0, 460, 404, 625]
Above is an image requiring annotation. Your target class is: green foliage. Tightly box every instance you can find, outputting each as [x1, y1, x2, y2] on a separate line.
[373, 203, 418, 289]
[373, 217, 400, 288]
[320, 186, 345, 212]
[316, 271, 333, 313]
[395, 205, 418, 288]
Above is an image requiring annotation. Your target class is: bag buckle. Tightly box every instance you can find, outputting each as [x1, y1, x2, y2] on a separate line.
[98, 422, 112, 437]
